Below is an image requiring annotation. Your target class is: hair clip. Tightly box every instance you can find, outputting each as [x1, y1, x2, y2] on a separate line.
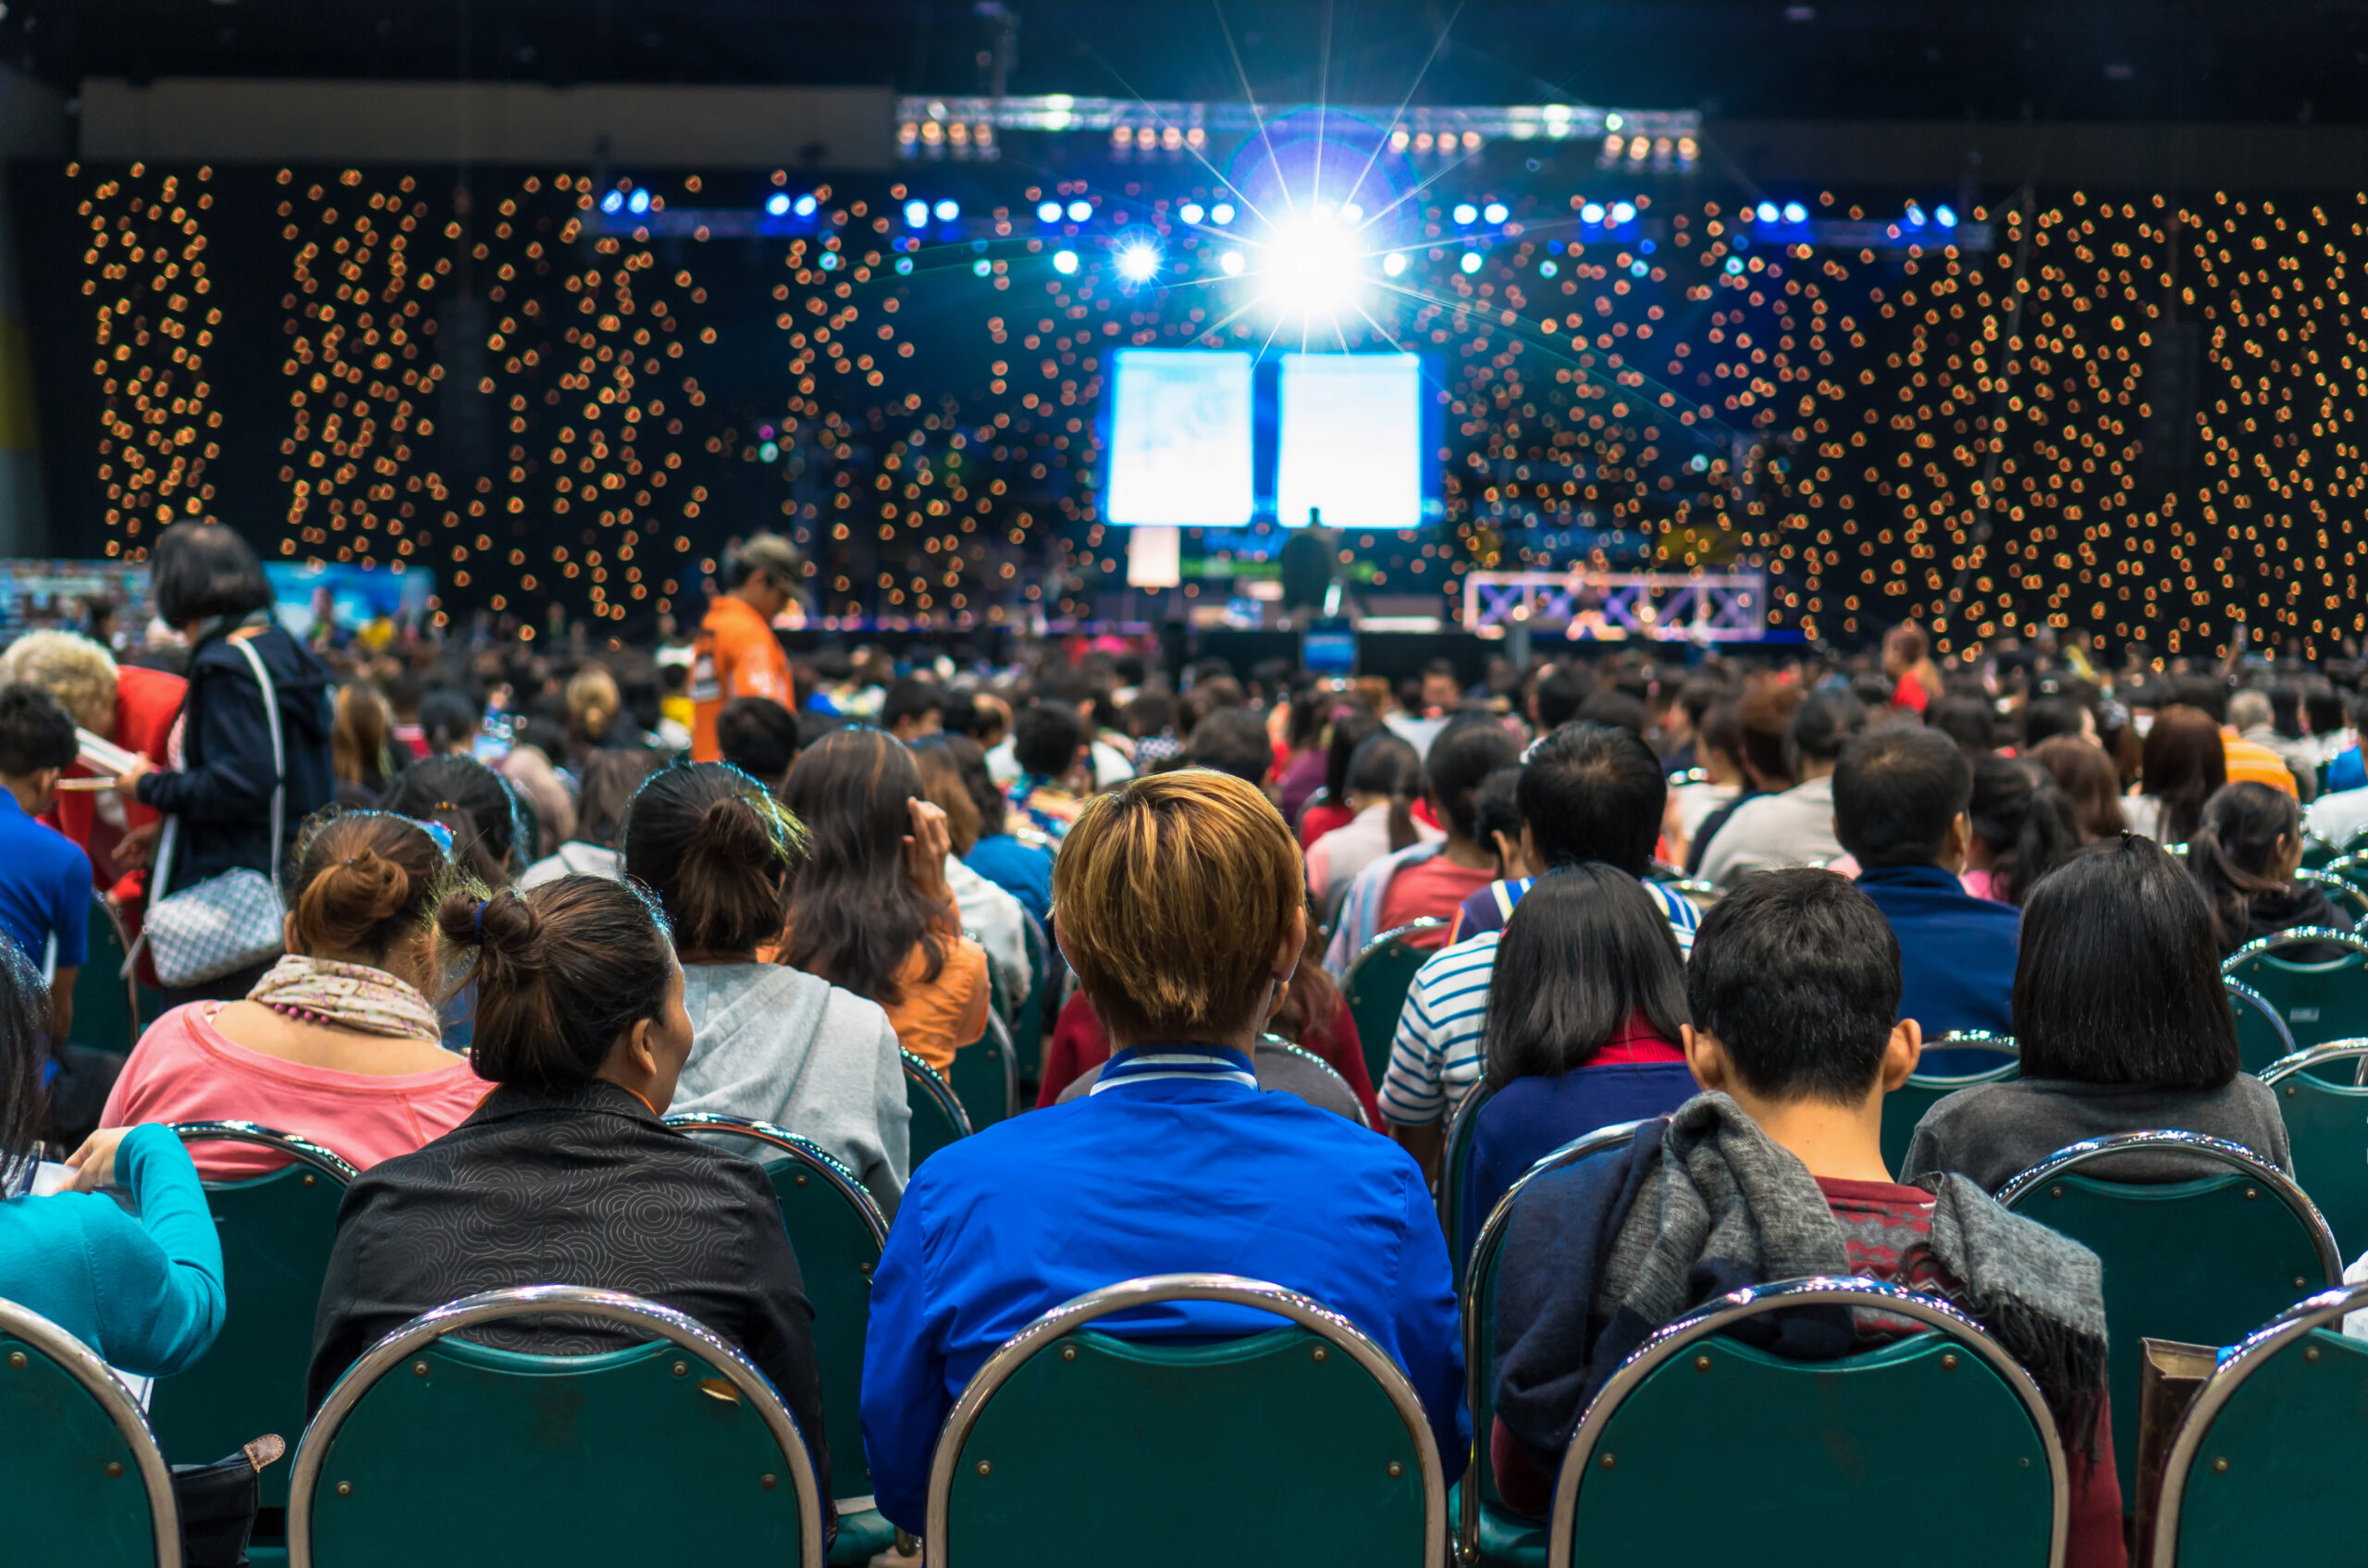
[473, 897, 490, 939]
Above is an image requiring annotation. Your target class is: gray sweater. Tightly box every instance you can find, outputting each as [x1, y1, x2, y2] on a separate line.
[672, 961, 913, 1218]
[1899, 1073, 2294, 1192]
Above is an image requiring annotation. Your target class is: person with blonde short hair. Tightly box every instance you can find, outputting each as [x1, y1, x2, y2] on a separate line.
[858, 768, 1467, 1535]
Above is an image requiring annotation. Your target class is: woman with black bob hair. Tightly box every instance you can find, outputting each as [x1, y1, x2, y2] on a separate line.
[1457, 864, 1696, 1258]
[305, 873, 832, 1512]
[115, 522, 336, 1001]
[1962, 753, 2080, 906]
[1902, 834, 2292, 1189]
[2186, 780, 2353, 956]
[627, 760, 911, 1215]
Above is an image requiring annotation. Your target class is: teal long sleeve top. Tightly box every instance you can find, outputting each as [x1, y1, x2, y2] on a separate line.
[0, 1123, 226, 1377]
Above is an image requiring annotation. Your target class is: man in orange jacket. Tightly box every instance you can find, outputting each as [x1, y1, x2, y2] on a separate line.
[690, 533, 804, 761]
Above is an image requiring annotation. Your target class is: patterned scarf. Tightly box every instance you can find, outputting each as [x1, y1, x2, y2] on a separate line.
[247, 955, 443, 1043]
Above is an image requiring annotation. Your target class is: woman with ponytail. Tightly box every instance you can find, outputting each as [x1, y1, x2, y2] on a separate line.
[1963, 754, 2081, 907]
[2187, 780, 2354, 955]
[305, 871, 832, 1514]
[99, 809, 485, 1178]
[626, 761, 911, 1214]
[1302, 730, 1435, 922]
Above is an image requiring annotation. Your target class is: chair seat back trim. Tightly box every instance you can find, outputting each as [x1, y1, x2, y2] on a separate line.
[0, 1296, 180, 1568]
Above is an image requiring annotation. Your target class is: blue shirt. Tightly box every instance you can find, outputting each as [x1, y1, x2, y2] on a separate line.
[0, 789, 90, 972]
[2332, 747, 2366, 796]
[1460, 1064, 1700, 1270]
[860, 1043, 1468, 1530]
[1853, 863, 2020, 1043]
[963, 833, 1054, 928]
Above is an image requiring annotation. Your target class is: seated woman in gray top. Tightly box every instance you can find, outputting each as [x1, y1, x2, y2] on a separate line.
[1902, 833, 2291, 1190]
[623, 760, 911, 1216]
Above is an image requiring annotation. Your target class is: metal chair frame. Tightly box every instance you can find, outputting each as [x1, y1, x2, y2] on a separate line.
[90, 889, 143, 1042]
[0, 1295, 181, 1568]
[2295, 868, 2368, 920]
[1349, 918, 1452, 974]
[660, 1113, 889, 1245]
[289, 1284, 826, 1568]
[1437, 1079, 1497, 1250]
[2259, 1038, 2368, 1092]
[902, 1047, 977, 1140]
[1543, 1278, 2071, 1568]
[1255, 1034, 1371, 1129]
[2146, 1278, 2368, 1568]
[921, 1271, 1449, 1568]
[2222, 926, 2368, 972]
[167, 1121, 362, 1184]
[2226, 978, 2299, 1063]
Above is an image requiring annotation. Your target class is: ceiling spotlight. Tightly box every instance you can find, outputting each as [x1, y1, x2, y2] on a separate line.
[1756, 201, 1779, 222]
[1219, 249, 1245, 276]
[1038, 200, 1063, 223]
[1382, 252, 1409, 277]
[794, 194, 817, 217]
[626, 189, 650, 215]
[1936, 204, 1959, 228]
[1340, 202, 1365, 226]
[600, 191, 625, 215]
[1782, 201, 1807, 224]
[972, 258, 993, 277]
[1610, 201, 1636, 224]
[1905, 202, 1928, 228]
[1179, 202, 1205, 224]
[1211, 202, 1236, 225]
[1579, 201, 1606, 225]
[1261, 207, 1367, 320]
[904, 200, 930, 228]
[765, 193, 792, 216]
[1116, 241, 1162, 282]
[1482, 201, 1509, 224]
[1067, 199, 1092, 222]
[1452, 203, 1478, 225]
[1460, 251, 1484, 274]
[934, 199, 960, 222]
[1053, 249, 1080, 274]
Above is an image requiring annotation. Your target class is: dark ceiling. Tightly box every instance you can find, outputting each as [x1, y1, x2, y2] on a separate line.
[9, 0, 2368, 123]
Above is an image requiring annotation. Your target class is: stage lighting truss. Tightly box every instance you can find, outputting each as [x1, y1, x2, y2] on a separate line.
[1462, 569, 1770, 644]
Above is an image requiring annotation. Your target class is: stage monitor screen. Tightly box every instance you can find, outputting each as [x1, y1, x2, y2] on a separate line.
[1276, 352, 1425, 529]
[1104, 349, 1256, 525]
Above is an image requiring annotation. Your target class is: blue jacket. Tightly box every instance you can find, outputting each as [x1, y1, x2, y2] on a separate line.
[860, 1044, 1468, 1530]
[1853, 863, 2020, 1042]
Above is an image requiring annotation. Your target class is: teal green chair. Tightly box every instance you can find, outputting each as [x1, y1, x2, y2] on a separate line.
[924, 1272, 1448, 1568]
[2261, 1040, 2368, 1257]
[1881, 1035, 2018, 1178]
[1543, 1279, 2066, 1568]
[2227, 978, 2299, 1074]
[0, 1295, 180, 1568]
[1016, 911, 1052, 1089]
[1461, 1122, 1646, 1568]
[945, 1017, 1018, 1130]
[2299, 869, 2368, 923]
[72, 891, 141, 1055]
[1344, 919, 1449, 1093]
[1438, 1082, 1497, 1277]
[2222, 930, 2368, 1052]
[665, 1113, 894, 1565]
[2300, 833, 2340, 871]
[2148, 1279, 2368, 1566]
[152, 1124, 355, 1512]
[1998, 1131, 2342, 1501]
[289, 1285, 824, 1568]
[2322, 849, 2368, 898]
[905, 1047, 974, 1173]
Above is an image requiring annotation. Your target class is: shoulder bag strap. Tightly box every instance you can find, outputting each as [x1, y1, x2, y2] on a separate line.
[226, 633, 287, 887]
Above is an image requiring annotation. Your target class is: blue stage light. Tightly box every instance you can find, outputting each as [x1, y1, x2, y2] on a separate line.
[1038, 200, 1063, 223]
[1461, 252, 1483, 274]
[1067, 199, 1092, 222]
[1452, 203, 1478, 225]
[1725, 255, 1744, 274]
[1905, 202, 1928, 228]
[1116, 241, 1162, 282]
[600, 191, 624, 215]
[1539, 259, 1559, 278]
[626, 190, 650, 215]
[820, 252, 839, 270]
[934, 199, 959, 222]
[1936, 204, 1958, 228]
[1482, 201, 1509, 224]
[1757, 201, 1779, 222]
[904, 200, 930, 228]
[1782, 201, 1807, 224]
[972, 259, 992, 278]
[1179, 202, 1205, 225]
[895, 256, 914, 274]
[1631, 259, 1649, 278]
[1054, 249, 1079, 274]
[794, 194, 817, 217]
[1580, 201, 1606, 225]
[1610, 201, 1636, 224]
[1210, 202, 1236, 225]
[766, 193, 791, 216]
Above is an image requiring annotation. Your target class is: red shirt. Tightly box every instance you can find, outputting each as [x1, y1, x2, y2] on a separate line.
[1035, 988, 1382, 1128]
[1377, 855, 1496, 935]
[1297, 798, 1355, 850]
[45, 664, 186, 911]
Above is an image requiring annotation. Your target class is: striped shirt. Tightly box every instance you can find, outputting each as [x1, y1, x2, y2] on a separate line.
[1377, 882, 1701, 1128]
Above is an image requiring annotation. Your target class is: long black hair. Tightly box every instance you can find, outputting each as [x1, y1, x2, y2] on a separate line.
[382, 754, 527, 889]
[0, 940, 48, 1184]
[1344, 729, 1422, 853]
[2014, 834, 2239, 1090]
[1316, 705, 1383, 813]
[778, 727, 944, 1006]
[1480, 864, 1689, 1091]
[2186, 781, 2305, 952]
[1967, 754, 2079, 907]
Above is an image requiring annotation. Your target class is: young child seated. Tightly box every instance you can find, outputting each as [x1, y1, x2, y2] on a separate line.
[1488, 869, 2124, 1567]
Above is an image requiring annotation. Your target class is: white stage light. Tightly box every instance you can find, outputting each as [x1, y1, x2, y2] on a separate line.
[1782, 201, 1807, 224]
[1220, 249, 1245, 276]
[904, 200, 930, 228]
[1038, 200, 1063, 222]
[1460, 251, 1483, 274]
[1260, 208, 1366, 320]
[1211, 202, 1236, 225]
[1382, 252, 1409, 277]
[794, 194, 818, 217]
[766, 193, 792, 216]
[1936, 204, 1958, 228]
[934, 199, 960, 222]
[1483, 201, 1509, 224]
[1067, 199, 1093, 222]
[1580, 201, 1606, 225]
[1756, 201, 1779, 222]
[627, 190, 650, 215]
[1054, 249, 1080, 274]
[1341, 202, 1364, 225]
[1610, 201, 1635, 224]
[1116, 241, 1162, 282]
[1452, 203, 1478, 225]
[601, 191, 625, 215]
[1179, 202, 1205, 224]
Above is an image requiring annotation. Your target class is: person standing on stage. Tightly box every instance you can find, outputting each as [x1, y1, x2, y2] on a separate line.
[689, 534, 803, 763]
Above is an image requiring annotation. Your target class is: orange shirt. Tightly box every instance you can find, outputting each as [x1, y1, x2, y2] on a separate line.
[690, 595, 795, 761]
[882, 933, 992, 1074]
[2222, 730, 2299, 796]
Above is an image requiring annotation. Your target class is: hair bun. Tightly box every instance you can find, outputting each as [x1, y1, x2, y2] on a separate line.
[335, 851, 410, 923]
[691, 795, 775, 867]
[435, 885, 541, 956]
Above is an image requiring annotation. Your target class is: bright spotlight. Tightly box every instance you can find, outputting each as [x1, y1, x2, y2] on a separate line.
[1340, 202, 1364, 226]
[1038, 200, 1063, 223]
[972, 259, 993, 278]
[1483, 201, 1509, 224]
[1452, 203, 1478, 225]
[765, 192, 792, 216]
[934, 199, 960, 222]
[1053, 249, 1080, 275]
[1382, 252, 1409, 277]
[904, 200, 930, 228]
[1220, 250, 1245, 275]
[1579, 202, 1606, 225]
[600, 191, 625, 215]
[1782, 201, 1807, 224]
[1610, 201, 1636, 224]
[1067, 199, 1092, 222]
[1116, 241, 1162, 282]
[793, 194, 818, 217]
[1756, 201, 1779, 222]
[1179, 202, 1205, 225]
[1211, 202, 1236, 225]
[1905, 202, 1928, 228]
[626, 189, 651, 216]
[1936, 204, 1958, 228]
[1539, 259, 1559, 278]
[1460, 251, 1483, 274]
[1259, 208, 1366, 320]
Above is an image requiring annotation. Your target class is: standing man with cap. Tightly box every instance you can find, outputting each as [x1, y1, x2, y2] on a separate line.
[690, 533, 804, 762]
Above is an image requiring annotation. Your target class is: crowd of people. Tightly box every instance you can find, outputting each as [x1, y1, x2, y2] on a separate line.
[7, 519, 2368, 1560]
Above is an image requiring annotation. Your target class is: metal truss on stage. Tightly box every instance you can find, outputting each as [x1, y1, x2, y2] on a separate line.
[1461, 569, 1771, 643]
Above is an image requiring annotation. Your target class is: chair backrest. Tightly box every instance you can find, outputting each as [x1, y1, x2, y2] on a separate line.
[290, 1284, 824, 1568]
[2297, 868, 2368, 922]
[2300, 833, 2340, 871]
[662, 1114, 888, 1512]
[1438, 1080, 1497, 1264]
[946, 1014, 1018, 1130]
[1997, 1130, 2343, 1501]
[2320, 849, 2368, 897]
[925, 1272, 1447, 1568]
[1256, 1033, 1369, 1127]
[2226, 977, 2300, 1073]
[1546, 1279, 2066, 1568]
[1016, 908, 1053, 1086]
[1343, 919, 1449, 1093]
[152, 1122, 356, 1512]
[74, 890, 141, 1053]
[2148, 1278, 2368, 1567]
[1880, 1035, 2019, 1177]
[1655, 876, 1724, 909]
[1459, 1122, 1644, 1566]
[0, 1295, 179, 1568]
[905, 1046, 975, 1172]
[2260, 1041, 2368, 1257]
[2222, 929, 2368, 1052]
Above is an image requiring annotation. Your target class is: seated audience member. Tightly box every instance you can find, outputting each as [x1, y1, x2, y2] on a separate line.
[2022, 695, 2098, 749]
[860, 771, 1464, 1534]
[1181, 707, 1277, 791]
[2032, 735, 2128, 842]
[1924, 692, 1999, 757]
[494, 729, 576, 858]
[2187, 780, 2354, 956]
[306, 874, 832, 1516]
[0, 685, 92, 1043]
[1684, 685, 1799, 875]
[1665, 698, 1744, 870]
[518, 748, 668, 888]
[1304, 732, 1430, 921]
[382, 754, 527, 890]
[1274, 687, 1333, 826]
[2125, 704, 2228, 844]
[0, 943, 223, 1377]
[1003, 702, 1091, 841]
[0, 629, 182, 904]
[331, 683, 397, 809]
[2183, 679, 2299, 798]
[780, 729, 990, 1071]
[911, 740, 1030, 1006]
[1382, 725, 1700, 1176]
[1296, 706, 1383, 846]
[625, 762, 909, 1216]
[1962, 753, 2078, 906]
[941, 734, 1053, 928]
[415, 687, 483, 759]
[1444, 766, 1532, 943]
[1902, 834, 2292, 1189]
[880, 679, 944, 745]
[1051, 1027, 1366, 1121]
[1883, 622, 1943, 712]
[103, 811, 485, 1178]
[1832, 725, 2020, 1041]
[714, 695, 801, 791]
[1323, 714, 1521, 971]
[1492, 871, 2121, 1563]
[1458, 864, 1696, 1258]
[1696, 690, 1865, 885]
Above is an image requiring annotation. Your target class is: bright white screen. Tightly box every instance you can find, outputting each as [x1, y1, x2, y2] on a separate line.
[1276, 352, 1424, 528]
[1104, 350, 1254, 525]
